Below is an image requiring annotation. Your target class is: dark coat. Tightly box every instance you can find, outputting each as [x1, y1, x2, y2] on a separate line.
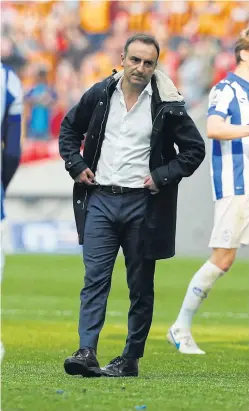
[59, 70, 205, 259]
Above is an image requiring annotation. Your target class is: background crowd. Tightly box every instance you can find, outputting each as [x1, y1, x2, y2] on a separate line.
[1, 0, 249, 144]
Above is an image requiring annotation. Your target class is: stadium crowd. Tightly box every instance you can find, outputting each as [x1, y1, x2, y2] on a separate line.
[1, 0, 249, 143]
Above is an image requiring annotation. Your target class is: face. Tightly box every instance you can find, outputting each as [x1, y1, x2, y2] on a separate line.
[240, 49, 249, 70]
[121, 41, 158, 88]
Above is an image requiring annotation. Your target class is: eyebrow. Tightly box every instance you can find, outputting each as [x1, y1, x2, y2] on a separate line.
[130, 56, 154, 65]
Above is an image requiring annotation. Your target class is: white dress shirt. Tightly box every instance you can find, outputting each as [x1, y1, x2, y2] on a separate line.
[95, 77, 153, 188]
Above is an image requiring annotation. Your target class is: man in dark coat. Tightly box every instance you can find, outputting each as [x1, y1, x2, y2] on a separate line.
[59, 33, 205, 378]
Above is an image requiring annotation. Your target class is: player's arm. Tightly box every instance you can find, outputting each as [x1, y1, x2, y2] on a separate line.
[207, 83, 249, 141]
[151, 108, 205, 188]
[59, 83, 100, 180]
[207, 116, 249, 140]
[2, 72, 23, 192]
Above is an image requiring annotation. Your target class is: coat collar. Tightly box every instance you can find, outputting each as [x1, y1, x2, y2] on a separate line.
[112, 69, 184, 103]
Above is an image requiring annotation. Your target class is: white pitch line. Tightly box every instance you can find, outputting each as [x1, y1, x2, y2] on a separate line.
[201, 311, 249, 319]
[1, 309, 248, 319]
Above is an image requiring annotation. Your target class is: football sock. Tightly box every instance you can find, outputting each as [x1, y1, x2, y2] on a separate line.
[174, 261, 224, 330]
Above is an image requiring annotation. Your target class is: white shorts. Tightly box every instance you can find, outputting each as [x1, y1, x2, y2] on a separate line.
[209, 195, 249, 249]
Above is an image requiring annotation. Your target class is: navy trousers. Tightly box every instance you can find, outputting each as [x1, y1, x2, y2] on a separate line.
[79, 188, 155, 359]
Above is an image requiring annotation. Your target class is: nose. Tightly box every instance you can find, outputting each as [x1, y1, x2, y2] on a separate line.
[136, 62, 144, 73]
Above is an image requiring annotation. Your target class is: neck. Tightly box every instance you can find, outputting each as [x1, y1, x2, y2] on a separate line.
[234, 65, 249, 83]
[121, 77, 145, 97]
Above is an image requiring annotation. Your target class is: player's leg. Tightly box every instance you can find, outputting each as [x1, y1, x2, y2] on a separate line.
[101, 190, 155, 377]
[0, 231, 5, 282]
[78, 191, 120, 351]
[0, 216, 6, 282]
[167, 247, 236, 354]
[0, 241, 5, 362]
[239, 194, 249, 247]
[1, 220, 6, 361]
[64, 189, 120, 377]
[167, 196, 245, 354]
[121, 191, 155, 363]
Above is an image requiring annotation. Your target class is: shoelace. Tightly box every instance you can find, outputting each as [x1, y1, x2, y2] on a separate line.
[73, 348, 91, 357]
[109, 356, 124, 366]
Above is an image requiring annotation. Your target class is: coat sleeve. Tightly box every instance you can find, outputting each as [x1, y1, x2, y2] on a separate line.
[151, 109, 205, 188]
[59, 84, 100, 180]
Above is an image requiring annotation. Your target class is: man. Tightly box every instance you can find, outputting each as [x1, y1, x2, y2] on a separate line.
[168, 28, 249, 355]
[1, 62, 23, 279]
[59, 33, 205, 377]
[1, 62, 23, 360]
[25, 68, 57, 141]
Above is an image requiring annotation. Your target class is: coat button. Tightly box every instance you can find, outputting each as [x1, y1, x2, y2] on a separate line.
[77, 200, 81, 204]
[68, 161, 71, 165]
[100, 101, 103, 105]
[180, 111, 183, 115]
[170, 110, 173, 114]
[164, 178, 168, 181]
[92, 135, 95, 139]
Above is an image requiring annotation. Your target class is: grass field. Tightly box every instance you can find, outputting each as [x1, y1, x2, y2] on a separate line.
[1, 255, 248, 411]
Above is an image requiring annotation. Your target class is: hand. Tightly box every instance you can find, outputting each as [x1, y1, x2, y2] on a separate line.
[75, 168, 96, 185]
[144, 175, 159, 193]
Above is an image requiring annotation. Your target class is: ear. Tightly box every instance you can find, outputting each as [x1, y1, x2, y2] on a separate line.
[240, 49, 249, 62]
[121, 53, 125, 67]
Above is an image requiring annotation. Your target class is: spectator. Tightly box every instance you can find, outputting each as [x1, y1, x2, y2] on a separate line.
[79, 0, 112, 51]
[177, 40, 213, 108]
[1, 0, 248, 145]
[229, 1, 249, 37]
[25, 68, 57, 140]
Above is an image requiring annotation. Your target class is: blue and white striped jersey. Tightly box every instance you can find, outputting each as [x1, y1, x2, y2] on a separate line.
[208, 72, 249, 201]
[1, 62, 23, 220]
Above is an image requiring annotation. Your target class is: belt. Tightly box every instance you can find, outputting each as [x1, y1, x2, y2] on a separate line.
[98, 185, 144, 194]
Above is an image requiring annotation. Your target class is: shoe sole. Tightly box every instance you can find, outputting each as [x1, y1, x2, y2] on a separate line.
[64, 359, 102, 377]
[101, 372, 138, 378]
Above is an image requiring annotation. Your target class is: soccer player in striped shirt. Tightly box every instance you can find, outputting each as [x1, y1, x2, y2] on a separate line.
[167, 28, 249, 354]
[1, 62, 23, 278]
[1, 62, 23, 360]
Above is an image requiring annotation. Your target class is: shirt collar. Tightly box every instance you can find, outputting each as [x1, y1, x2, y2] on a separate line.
[116, 76, 152, 96]
[143, 80, 153, 96]
[227, 72, 249, 91]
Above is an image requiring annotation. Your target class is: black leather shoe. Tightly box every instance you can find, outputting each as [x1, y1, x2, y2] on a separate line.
[64, 348, 102, 377]
[101, 356, 138, 377]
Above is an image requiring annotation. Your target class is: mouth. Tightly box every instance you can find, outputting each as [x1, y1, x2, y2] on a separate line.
[132, 75, 144, 80]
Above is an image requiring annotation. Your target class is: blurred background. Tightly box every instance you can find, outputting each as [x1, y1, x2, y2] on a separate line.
[1, 0, 249, 257]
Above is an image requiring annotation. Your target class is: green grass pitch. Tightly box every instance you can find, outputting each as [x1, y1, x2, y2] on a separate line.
[1, 255, 248, 411]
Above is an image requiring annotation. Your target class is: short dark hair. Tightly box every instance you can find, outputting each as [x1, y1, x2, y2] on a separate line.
[235, 27, 249, 65]
[124, 33, 160, 60]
